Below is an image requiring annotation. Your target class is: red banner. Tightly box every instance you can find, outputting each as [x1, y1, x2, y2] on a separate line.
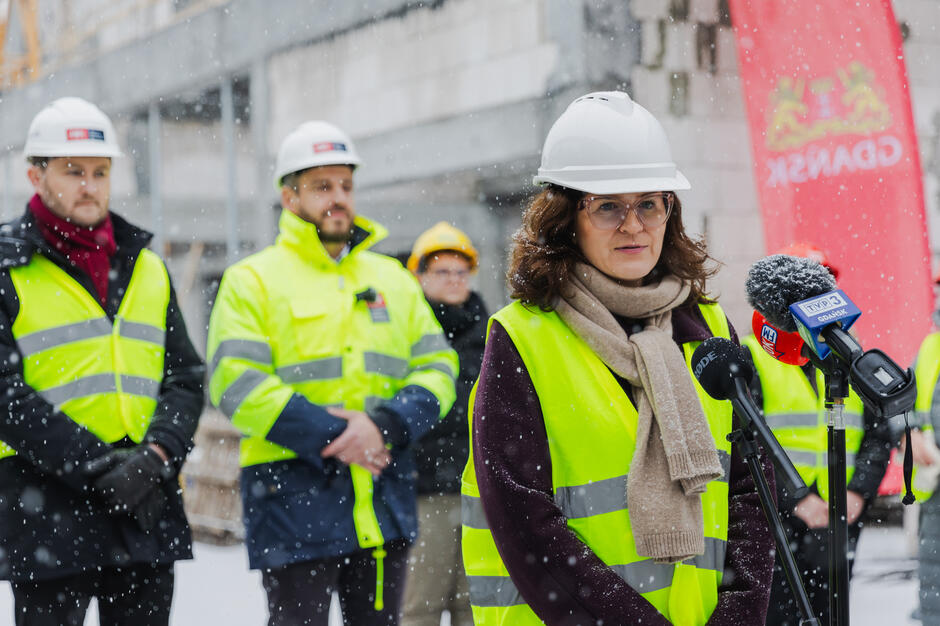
[729, 0, 931, 366]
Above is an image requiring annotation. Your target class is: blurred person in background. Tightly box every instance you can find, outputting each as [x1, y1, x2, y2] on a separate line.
[401, 222, 487, 626]
[0, 97, 205, 625]
[207, 121, 457, 625]
[741, 242, 893, 626]
[908, 269, 940, 625]
[460, 91, 775, 625]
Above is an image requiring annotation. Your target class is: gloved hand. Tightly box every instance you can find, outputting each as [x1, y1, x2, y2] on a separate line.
[83, 446, 174, 531]
[132, 486, 168, 532]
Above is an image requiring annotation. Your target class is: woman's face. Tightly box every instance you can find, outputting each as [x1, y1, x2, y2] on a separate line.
[574, 191, 671, 286]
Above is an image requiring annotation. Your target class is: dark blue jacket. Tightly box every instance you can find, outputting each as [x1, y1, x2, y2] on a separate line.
[240, 385, 438, 569]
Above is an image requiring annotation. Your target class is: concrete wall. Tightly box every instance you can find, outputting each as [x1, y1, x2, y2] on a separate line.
[1, 0, 938, 343]
[262, 0, 568, 311]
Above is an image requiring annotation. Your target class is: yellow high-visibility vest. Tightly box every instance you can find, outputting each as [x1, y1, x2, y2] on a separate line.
[1, 250, 169, 459]
[462, 301, 733, 626]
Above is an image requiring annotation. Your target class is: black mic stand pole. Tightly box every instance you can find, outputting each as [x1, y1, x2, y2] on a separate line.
[730, 378, 820, 626]
[823, 365, 851, 626]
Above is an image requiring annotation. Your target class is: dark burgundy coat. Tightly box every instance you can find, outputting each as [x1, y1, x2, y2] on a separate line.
[472, 303, 775, 626]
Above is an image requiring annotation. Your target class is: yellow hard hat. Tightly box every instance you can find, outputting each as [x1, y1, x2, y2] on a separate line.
[407, 222, 479, 273]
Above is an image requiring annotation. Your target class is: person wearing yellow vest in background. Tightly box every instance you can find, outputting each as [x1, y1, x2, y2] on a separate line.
[909, 269, 940, 624]
[207, 120, 457, 626]
[461, 91, 775, 626]
[0, 98, 206, 625]
[742, 242, 893, 626]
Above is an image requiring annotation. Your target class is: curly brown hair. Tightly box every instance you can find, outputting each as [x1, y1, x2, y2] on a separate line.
[508, 185, 719, 310]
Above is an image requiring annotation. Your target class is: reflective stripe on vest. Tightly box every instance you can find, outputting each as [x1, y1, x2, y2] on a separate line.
[742, 335, 864, 501]
[461, 301, 733, 626]
[0, 250, 169, 459]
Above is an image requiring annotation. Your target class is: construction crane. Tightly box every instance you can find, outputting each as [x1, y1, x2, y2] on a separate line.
[0, 0, 41, 88]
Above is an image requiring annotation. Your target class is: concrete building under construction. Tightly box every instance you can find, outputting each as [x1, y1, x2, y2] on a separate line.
[1, 0, 939, 536]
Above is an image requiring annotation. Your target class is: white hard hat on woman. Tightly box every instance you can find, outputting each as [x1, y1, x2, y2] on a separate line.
[533, 90, 690, 194]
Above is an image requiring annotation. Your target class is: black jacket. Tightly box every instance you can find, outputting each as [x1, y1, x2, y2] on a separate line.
[413, 291, 487, 494]
[0, 207, 206, 582]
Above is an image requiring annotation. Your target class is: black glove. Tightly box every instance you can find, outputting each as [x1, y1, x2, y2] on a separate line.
[83, 446, 174, 531]
[132, 486, 169, 532]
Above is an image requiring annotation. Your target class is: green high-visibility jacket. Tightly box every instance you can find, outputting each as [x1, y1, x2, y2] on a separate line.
[208, 209, 457, 571]
[742, 335, 864, 501]
[462, 300, 733, 626]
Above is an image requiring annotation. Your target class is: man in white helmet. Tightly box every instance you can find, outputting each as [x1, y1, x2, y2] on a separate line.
[0, 97, 205, 625]
[207, 121, 457, 625]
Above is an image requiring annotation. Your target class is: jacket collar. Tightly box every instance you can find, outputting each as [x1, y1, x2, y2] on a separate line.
[275, 209, 387, 267]
[0, 205, 153, 270]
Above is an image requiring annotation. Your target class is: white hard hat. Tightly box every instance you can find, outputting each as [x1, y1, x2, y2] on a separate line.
[23, 97, 123, 160]
[274, 121, 361, 189]
[533, 91, 690, 195]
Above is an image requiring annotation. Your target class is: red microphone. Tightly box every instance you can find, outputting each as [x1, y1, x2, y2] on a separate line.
[751, 311, 809, 366]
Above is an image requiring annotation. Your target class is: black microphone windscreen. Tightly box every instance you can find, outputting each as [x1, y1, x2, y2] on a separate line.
[691, 337, 754, 401]
[744, 254, 837, 332]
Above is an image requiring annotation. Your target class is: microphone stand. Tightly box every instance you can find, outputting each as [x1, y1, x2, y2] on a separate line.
[730, 378, 820, 626]
[807, 326, 915, 626]
[823, 366, 851, 626]
[801, 344, 853, 626]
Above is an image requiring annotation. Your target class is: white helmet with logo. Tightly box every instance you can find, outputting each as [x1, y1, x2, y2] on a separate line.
[274, 121, 362, 189]
[23, 97, 123, 160]
[533, 91, 690, 194]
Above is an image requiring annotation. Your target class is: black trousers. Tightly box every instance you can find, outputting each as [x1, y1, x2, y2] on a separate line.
[262, 539, 409, 626]
[766, 514, 863, 626]
[10, 562, 175, 626]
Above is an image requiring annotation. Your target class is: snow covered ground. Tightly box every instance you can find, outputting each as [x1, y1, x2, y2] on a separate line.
[0, 524, 922, 624]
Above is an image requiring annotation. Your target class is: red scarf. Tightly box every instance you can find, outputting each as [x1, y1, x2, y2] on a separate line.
[29, 194, 116, 307]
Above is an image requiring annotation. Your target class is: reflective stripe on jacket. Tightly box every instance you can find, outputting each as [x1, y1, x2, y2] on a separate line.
[461, 301, 733, 626]
[742, 334, 864, 501]
[0, 249, 168, 458]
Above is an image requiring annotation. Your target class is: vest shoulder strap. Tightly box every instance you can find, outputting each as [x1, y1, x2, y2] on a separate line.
[696, 301, 730, 340]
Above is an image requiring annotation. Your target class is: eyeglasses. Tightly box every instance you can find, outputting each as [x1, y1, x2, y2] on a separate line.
[428, 269, 471, 281]
[580, 192, 674, 231]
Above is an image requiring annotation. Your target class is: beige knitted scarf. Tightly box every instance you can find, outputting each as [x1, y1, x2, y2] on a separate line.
[555, 263, 723, 563]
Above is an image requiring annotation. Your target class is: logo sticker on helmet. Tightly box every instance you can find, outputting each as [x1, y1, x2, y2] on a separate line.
[313, 142, 347, 154]
[66, 128, 106, 141]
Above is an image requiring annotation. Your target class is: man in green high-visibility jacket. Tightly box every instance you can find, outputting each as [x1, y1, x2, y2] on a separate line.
[208, 120, 457, 626]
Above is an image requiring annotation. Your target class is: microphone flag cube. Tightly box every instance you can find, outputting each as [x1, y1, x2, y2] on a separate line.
[788, 290, 861, 359]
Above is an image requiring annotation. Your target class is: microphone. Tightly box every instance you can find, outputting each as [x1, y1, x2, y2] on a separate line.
[744, 254, 836, 333]
[751, 310, 809, 366]
[745, 254, 915, 418]
[745, 255, 860, 362]
[691, 337, 808, 498]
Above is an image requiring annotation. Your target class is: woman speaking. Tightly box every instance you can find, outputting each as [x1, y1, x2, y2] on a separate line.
[461, 92, 774, 625]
